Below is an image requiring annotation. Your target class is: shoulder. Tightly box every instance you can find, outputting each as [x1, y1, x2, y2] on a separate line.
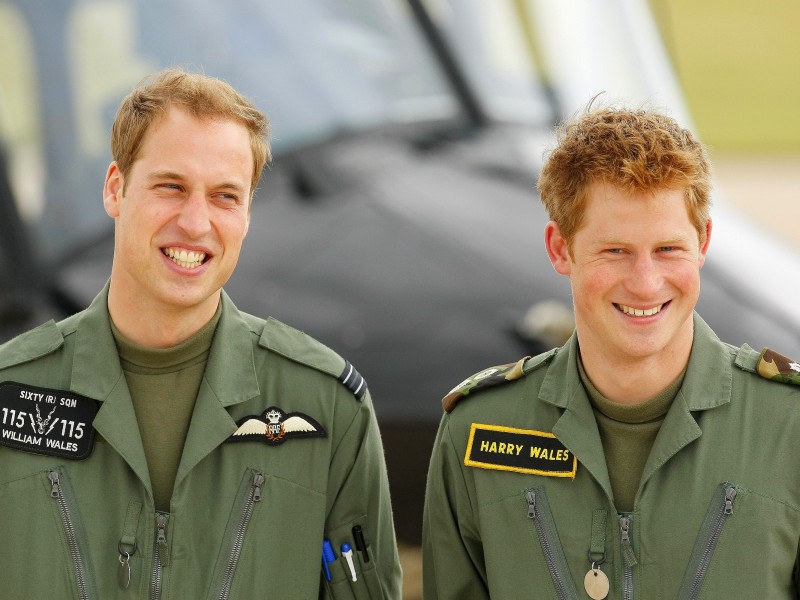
[442, 348, 558, 413]
[754, 347, 800, 386]
[0, 313, 81, 372]
[256, 316, 368, 400]
[732, 343, 800, 386]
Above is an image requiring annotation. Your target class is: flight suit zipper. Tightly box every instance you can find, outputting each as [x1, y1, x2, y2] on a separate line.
[682, 484, 738, 599]
[49, 469, 92, 600]
[151, 512, 170, 600]
[618, 515, 637, 600]
[217, 472, 265, 600]
[525, 489, 578, 600]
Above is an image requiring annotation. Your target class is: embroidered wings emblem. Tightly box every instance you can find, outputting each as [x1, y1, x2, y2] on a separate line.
[228, 407, 326, 445]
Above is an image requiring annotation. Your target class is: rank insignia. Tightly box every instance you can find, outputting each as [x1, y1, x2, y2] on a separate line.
[464, 423, 577, 478]
[0, 381, 98, 460]
[757, 348, 800, 386]
[443, 357, 529, 413]
[227, 407, 326, 445]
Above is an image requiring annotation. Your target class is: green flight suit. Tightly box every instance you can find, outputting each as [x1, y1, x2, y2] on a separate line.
[423, 313, 800, 599]
[0, 285, 401, 600]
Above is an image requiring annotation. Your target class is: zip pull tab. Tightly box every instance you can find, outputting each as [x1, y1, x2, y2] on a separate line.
[525, 490, 536, 519]
[724, 486, 737, 515]
[252, 473, 265, 503]
[49, 470, 61, 498]
[156, 513, 169, 568]
[619, 515, 638, 567]
[118, 552, 132, 589]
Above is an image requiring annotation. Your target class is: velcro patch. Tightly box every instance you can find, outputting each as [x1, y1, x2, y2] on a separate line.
[464, 423, 576, 478]
[0, 381, 98, 460]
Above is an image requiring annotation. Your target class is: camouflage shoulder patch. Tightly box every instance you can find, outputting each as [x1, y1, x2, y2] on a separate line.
[756, 348, 800, 386]
[443, 357, 530, 413]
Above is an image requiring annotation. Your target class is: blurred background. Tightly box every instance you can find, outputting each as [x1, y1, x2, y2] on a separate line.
[1, 0, 798, 597]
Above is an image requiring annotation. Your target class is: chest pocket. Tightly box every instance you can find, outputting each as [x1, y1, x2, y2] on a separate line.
[679, 482, 800, 599]
[205, 468, 326, 600]
[0, 466, 98, 599]
[473, 485, 581, 599]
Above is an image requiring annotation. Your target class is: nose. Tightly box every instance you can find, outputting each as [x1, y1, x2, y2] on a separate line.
[624, 253, 663, 298]
[176, 191, 212, 238]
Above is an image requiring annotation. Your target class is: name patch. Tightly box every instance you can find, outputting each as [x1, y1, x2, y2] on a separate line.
[465, 423, 576, 478]
[0, 381, 98, 460]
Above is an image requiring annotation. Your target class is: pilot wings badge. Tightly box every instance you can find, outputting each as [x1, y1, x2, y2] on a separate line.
[228, 407, 326, 446]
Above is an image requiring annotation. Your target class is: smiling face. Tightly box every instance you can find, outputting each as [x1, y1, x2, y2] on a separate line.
[546, 181, 711, 372]
[103, 105, 253, 343]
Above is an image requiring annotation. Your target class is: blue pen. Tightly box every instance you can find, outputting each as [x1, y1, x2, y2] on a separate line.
[322, 539, 335, 581]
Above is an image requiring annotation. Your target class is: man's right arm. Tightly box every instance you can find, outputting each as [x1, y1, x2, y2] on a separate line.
[422, 416, 490, 599]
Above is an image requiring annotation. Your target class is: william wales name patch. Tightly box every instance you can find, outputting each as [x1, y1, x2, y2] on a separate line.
[0, 381, 98, 460]
[465, 423, 576, 478]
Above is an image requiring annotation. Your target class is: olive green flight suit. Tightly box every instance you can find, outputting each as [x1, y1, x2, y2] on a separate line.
[423, 313, 800, 599]
[0, 285, 401, 599]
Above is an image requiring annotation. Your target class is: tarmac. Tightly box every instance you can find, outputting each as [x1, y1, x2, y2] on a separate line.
[712, 154, 800, 252]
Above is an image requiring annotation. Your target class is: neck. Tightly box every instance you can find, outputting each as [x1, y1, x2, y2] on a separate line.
[579, 333, 693, 405]
[107, 283, 220, 349]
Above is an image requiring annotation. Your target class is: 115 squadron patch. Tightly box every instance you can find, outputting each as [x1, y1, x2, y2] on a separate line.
[465, 423, 577, 478]
[0, 381, 98, 459]
[227, 407, 326, 446]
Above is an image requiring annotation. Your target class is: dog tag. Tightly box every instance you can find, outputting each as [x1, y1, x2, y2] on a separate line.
[584, 567, 609, 599]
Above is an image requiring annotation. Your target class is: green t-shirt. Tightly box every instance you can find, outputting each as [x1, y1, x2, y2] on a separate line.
[578, 356, 685, 512]
[111, 305, 221, 511]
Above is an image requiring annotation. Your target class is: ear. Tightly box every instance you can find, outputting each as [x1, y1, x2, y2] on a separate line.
[103, 162, 123, 218]
[698, 218, 712, 268]
[544, 221, 572, 275]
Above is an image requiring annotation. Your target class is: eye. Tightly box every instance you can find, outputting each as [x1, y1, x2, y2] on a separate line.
[157, 183, 183, 192]
[216, 192, 242, 203]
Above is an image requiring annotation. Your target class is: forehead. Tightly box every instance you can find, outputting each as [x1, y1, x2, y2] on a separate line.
[133, 106, 253, 177]
[578, 182, 694, 237]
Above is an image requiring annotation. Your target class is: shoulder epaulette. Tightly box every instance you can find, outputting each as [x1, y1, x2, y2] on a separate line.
[259, 317, 367, 400]
[756, 347, 800, 386]
[0, 320, 64, 371]
[442, 350, 558, 413]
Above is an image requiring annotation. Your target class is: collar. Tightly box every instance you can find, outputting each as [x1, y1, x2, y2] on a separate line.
[70, 282, 260, 407]
[539, 312, 732, 413]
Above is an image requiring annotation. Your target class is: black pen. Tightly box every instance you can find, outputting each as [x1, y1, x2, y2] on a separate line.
[351, 525, 370, 563]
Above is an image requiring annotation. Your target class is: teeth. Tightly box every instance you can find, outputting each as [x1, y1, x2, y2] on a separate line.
[617, 304, 663, 317]
[163, 247, 206, 269]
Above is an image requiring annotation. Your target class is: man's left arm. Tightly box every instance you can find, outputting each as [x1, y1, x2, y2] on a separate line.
[322, 389, 402, 600]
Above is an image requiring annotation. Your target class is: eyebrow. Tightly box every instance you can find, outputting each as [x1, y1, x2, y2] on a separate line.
[147, 171, 247, 193]
[596, 235, 690, 246]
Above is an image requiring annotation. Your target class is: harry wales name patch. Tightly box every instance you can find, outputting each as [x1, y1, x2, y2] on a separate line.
[0, 381, 98, 460]
[465, 423, 577, 478]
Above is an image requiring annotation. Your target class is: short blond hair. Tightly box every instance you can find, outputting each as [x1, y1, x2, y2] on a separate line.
[111, 68, 271, 197]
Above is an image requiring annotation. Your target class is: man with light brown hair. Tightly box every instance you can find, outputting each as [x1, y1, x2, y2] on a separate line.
[423, 104, 800, 599]
[0, 68, 402, 599]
